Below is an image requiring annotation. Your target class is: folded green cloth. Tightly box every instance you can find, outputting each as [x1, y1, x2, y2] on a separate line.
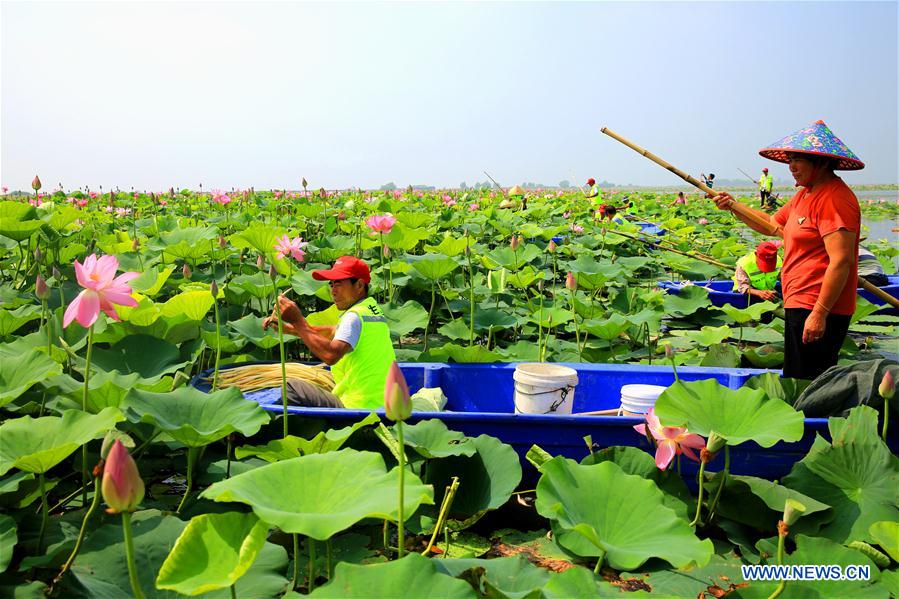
[411, 387, 448, 412]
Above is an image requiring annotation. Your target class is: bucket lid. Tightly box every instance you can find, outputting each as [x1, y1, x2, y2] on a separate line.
[620, 384, 668, 401]
[514, 363, 579, 383]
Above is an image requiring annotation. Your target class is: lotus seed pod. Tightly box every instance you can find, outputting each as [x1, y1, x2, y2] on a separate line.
[132, 237, 140, 251]
[782, 498, 806, 526]
[705, 431, 726, 454]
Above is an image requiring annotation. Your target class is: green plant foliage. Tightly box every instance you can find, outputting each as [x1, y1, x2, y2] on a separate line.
[709, 474, 831, 530]
[536, 457, 713, 570]
[0, 305, 43, 337]
[0, 348, 62, 407]
[869, 521, 899, 562]
[542, 566, 659, 598]
[718, 301, 778, 324]
[155, 512, 269, 595]
[743, 373, 811, 407]
[235, 413, 380, 461]
[654, 379, 804, 447]
[433, 556, 551, 598]
[0, 407, 123, 475]
[89, 334, 190, 381]
[410, 254, 459, 280]
[784, 406, 899, 544]
[0, 514, 16, 573]
[662, 285, 711, 317]
[399, 419, 478, 459]
[201, 450, 433, 540]
[382, 301, 429, 338]
[307, 553, 476, 598]
[620, 554, 747, 598]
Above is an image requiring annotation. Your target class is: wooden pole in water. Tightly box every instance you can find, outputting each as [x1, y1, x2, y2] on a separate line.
[608, 228, 731, 268]
[483, 171, 508, 197]
[600, 127, 781, 236]
[601, 126, 899, 310]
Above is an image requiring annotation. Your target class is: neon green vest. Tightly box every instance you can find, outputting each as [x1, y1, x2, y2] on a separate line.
[759, 174, 773, 192]
[733, 254, 782, 291]
[330, 297, 397, 410]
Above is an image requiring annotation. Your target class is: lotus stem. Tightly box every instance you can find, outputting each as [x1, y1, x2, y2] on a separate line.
[81, 324, 95, 507]
[230, 585, 237, 599]
[176, 447, 199, 514]
[690, 458, 708, 527]
[308, 539, 316, 592]
[37, 473, 49, 553]
[58, 476, 101, 578]
[326, 540, 332, 579]
[593, 548, 606, 574]
[383, 520, 389, 556]
[706, 446, 730, 521]
[211, 295, 222, 391]
[275, 299, 289, 438]
[767, 521, 788, 599]
[467, 246, 475, 346]
[883, 398, 889, 442]
[423, 282, 436, 352]
[422, 477, 460, 556]
[396, 421, 406, 559]
[122, 512, 145, 599]
[292, 534, 300, 589]
[226, 436, 232, 479]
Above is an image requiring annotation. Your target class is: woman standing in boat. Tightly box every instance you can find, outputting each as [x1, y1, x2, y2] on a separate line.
[711, 120, 863, 381]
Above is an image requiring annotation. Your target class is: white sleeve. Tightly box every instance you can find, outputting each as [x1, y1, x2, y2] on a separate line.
[333, 312, 362, 349]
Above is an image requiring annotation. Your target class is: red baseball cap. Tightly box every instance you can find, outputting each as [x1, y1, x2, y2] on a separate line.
[762, 168, 769, 173]
[587, 178, 596, 186]
[755, 241, 781, 273]
[312, 256, 371, 283]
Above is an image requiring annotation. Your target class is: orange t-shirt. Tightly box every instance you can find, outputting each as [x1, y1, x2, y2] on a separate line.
[773, 177, 860, 315]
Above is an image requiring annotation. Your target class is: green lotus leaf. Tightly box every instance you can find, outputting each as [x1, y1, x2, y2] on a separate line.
[483, 245, 542, 270]
[506, 266, 544, 289]
[0, 305, 42, 336]
[0, 407, 123, 475]
[437, 319, 470, 340]
[699, 342, 742, 367]
[396, 212, 433, 228]
[307, 553, 475, 598]
[583, 312, 631, 340]
[783, 406, 899, 543]
[424, 236, 470, 257]
[122, 387, 269, 447]
[382, 301, 429, 338]
[290, 270, 329, 297]
[201, 450, 433, 540]
[155, 512, 269, 595]
[410, 254, 459, 281]
[542, 566, 658, 598]
[662, 286, 711, 318]
[424, 343, 504, 363]
[869, 521, 899, 562]
[160, 290, 215, 321]
[581, 446, 693, 520]
[386, 224, 432, 252]
[0, 514, 16, 573]
[57, 370, 159, 413]
[620, 553, 747, 598]
[116, 294, 162, 327]
[89, 334, 189, 381]
[0, 219, 43, 241]
[399, 419, 477, 459]
[229, 272, 279, 300]
[44, 205, 82, 232]
[718, 301, 779, 324]
[0, 347, 62, 407]
[669, 324, 732, 346]
[433, 556, 550, 599]
[742, 344, 785, 368]
[0, 201, 36, 220]
[851, 296, 883, 324]
[709, 474, 830, 529]
[731, 535, 888, 599]
[235, 413, 380, 461]
[743, 373, 811, 407]
[527, 305, 573, 328]
[472, 308, 518, 331]
[536, 457, 713, 570]
[229, 314, 281, 349]
[72, 510, 288, 599]
[654, 379, 804, 447]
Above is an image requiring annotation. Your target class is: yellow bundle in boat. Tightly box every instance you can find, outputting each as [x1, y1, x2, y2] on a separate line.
[205, 363, 334, 393]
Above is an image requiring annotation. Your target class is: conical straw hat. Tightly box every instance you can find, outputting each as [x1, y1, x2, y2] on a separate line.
[758, 120, 864, 170]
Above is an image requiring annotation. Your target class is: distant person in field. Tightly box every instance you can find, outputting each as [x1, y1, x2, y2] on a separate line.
[701, 172, 715, 189]
[263, 256, 396, 409]
[713, 120, 863, 381]
[584, 178, 600, 199]
[759, 167, 774, 208]
[670, 191, 688, 207]
[858, 245, 888, 287]
[733, 241, 783, 301]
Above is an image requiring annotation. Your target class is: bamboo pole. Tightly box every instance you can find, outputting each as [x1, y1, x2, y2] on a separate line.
[608, 228, 730, 269]
[859, 278, 899, 310]
[600, 127, 781, 236]
[483, 171, 507, 197]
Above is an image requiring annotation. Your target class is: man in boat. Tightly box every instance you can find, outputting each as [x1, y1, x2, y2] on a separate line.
[262, 256, 396, 409]
[759, 167, 774, 209]
[732, 240, 783, 302]
[858, 245, 888, 287]
[584, 177, 600, 199]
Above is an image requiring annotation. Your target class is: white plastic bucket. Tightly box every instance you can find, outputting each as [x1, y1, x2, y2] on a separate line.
[513, 363, 579, 415]
[619, 384, 667, 417]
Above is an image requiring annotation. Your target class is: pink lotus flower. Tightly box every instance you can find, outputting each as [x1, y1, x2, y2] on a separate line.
[634, 408, 705, 470]
[102, 440, 145, 514]
[443, 196, 457, 207]
[28, 198, 40, 207]
[384, 361, 412, 421]
[274, 235, 308, 261]
[76, 199, 89, 208]
[158, 199, 168, 206]
[212, 190, 231, 205]
[563, 211, 572, 219]
[1, 186, 7, 194]
[365, 213, 397, 234]
[468, 203, 479, 212]
[115, 207, 131, 216]
[274, 190, 283, 199]
[570, 223, 584, 234]
[698, 217, 709, 225]
[89, 191, 98, 199]
[63, 254, 139, 328]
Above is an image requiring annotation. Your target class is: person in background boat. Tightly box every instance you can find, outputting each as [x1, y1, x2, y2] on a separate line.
[733, 240, 783, 301]
[712, 120, 862, 381]
[584, 177, 600, 199]
[669, 191, 688, 207]
[701, 173, 715, 189]
[262, 256, 396, 409]
[858, 245, 888, 287]
[596, 203, 618, 222]
[759, 167, 775, 209]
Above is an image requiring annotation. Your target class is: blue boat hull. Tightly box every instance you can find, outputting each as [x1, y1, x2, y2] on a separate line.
[194, 362, 899, 482]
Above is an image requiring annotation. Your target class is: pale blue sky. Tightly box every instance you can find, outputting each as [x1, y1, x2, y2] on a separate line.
[2, 1, 897, 191]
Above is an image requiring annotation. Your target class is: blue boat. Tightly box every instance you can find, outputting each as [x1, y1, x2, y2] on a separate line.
[658, 274, 899, 314]
[193, 362, 898, 481]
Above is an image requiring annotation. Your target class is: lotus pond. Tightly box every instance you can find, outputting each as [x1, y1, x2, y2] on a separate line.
[0, 185, 897, 597]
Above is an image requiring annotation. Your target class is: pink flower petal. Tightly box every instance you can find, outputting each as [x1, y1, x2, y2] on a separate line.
[633, 423, 646, 435]
[67, 290, 100, 328]
[681, 446, 701, 463]
[654, 441, 676, 470]
[679, 433, 707, 449]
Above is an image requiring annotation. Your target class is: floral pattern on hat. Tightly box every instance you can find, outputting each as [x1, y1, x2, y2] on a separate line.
[758, 120, 864, 170]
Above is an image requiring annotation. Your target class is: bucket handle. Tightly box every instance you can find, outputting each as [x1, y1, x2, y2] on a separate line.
[516, 384, 573, 414]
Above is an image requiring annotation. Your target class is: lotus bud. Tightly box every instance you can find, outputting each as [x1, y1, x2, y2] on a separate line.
[169, 187, 175, 199]
[383, 244, 390, 258]
[218, 235, 228, 249]
[33, 247, 43, 262]
[664, 343, 674, 360]
[302, 177, 308, 188]
[35, 274, 50, 301]
[510, 236, 520, 251]
[210, 280, 219, 297]
[782, 498, 806, 527]
[384, 361, 412, 422]
[337, 211, 346, 221]
[101, 440, 144, 514]
[268, 264, 277, 278]
[52, 265, 62, 281]
[131, 237, 140, 251]
[182, 263, 192, 279]
[565, 272, 577, 291]
[548, 239, 556, 253]
[256, 254, 265, 270]
[100, 430, 135, 461]
[32, 175, 42, 191]
[879, 370, 895, 400]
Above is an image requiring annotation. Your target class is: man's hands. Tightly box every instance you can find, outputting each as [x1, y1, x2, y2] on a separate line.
[802, 309, 827, 344]
[751, 289, 779, 301]
[262, 294, 306, 337]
